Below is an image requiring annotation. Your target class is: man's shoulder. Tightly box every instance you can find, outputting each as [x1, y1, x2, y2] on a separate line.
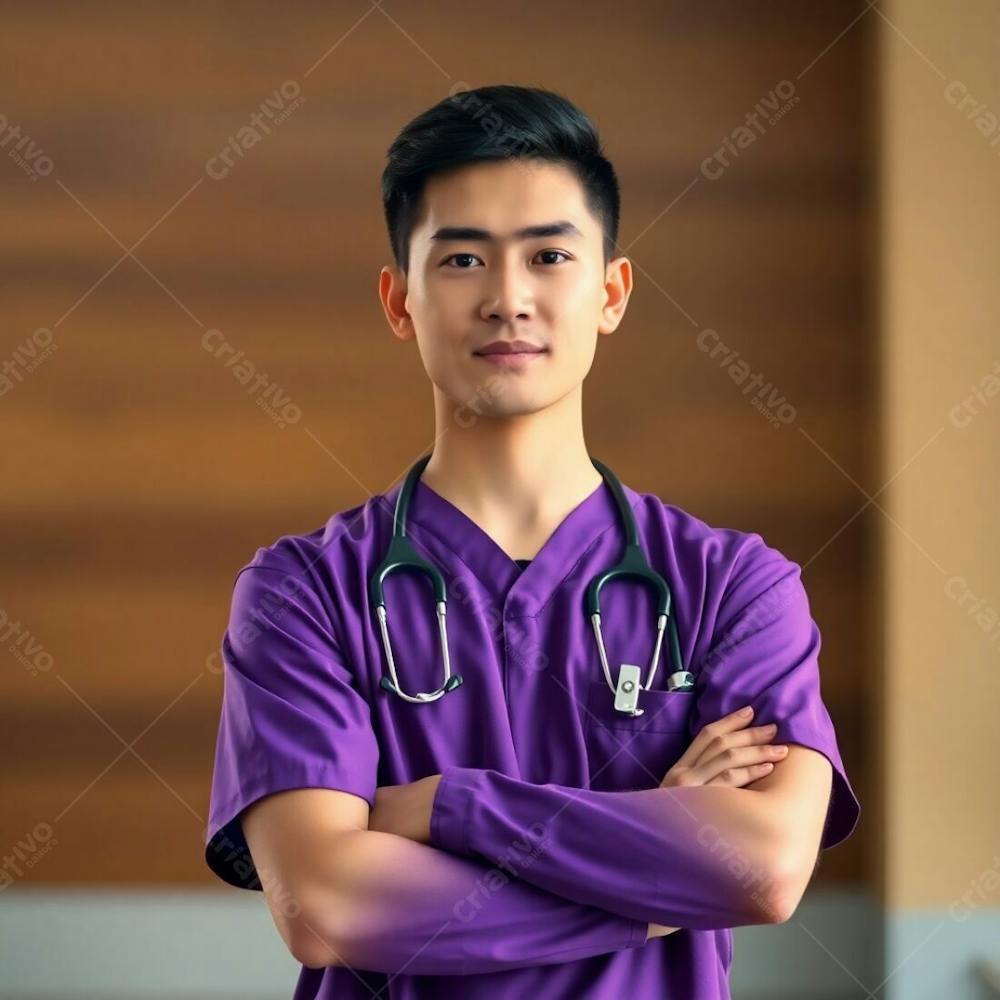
[233, 493, 386, 582]
[626, 486, 801, 603]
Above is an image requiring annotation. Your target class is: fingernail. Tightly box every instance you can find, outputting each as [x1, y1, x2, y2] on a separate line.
[740, 705, 754, 717]
[775, 746, 788, 754]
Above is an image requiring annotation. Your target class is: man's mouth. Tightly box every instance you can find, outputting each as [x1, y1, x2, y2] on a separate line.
[473, 339, 548, 356]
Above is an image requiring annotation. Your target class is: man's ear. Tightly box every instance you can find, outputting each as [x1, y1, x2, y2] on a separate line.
[598, 256, 633, 337]
[379, 266, 415, 343]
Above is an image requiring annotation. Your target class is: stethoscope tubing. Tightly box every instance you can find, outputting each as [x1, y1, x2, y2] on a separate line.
[369, 454, 692, 709]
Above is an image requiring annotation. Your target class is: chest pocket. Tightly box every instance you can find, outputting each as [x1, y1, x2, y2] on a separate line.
[583, 681, 695, 792]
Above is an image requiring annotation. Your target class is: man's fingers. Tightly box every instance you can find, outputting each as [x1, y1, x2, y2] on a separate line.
[695, 744, 788, 785]
[669, 705, 753, 769]
[671, 706, 768, 770]
[705, 762, 776, 787]
[688, 721, 779, 769]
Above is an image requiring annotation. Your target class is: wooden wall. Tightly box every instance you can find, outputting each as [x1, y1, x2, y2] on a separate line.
[0, 2, 873, 887]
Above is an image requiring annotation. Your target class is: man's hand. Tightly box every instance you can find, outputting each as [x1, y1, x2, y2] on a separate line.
[368, 774, 442, 844]
[661, 705, 787, 789]
[646, 921, 681, 941]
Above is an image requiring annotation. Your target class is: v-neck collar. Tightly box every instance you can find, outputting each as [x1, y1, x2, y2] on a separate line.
[383, 469, 641, 617]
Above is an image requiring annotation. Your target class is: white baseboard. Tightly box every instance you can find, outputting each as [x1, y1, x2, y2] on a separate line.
[10, 885, 991, 999]
[0, 888, 297, 998]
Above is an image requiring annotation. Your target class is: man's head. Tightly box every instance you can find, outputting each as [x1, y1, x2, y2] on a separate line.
[378, 84, 632, 422]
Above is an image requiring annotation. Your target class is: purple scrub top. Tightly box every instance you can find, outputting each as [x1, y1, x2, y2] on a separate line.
[204, 473, 860, 999]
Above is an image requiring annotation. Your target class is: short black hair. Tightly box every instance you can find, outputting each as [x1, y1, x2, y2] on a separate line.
[381, 84, 620, 274]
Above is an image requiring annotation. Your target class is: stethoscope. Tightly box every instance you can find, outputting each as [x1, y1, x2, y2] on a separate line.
[369, 454, 694, 715]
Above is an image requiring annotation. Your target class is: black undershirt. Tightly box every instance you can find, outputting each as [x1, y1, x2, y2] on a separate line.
[514, 558, 532, 571]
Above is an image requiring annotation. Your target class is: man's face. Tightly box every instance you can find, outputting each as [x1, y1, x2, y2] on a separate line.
[381, 158, 632, 420]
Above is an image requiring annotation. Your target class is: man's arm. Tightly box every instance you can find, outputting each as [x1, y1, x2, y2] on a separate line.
[726, 745, 834, 917]
[418, 745, 833, 930]
[410, 554, 860, 931]
[239, 784, 651, 975]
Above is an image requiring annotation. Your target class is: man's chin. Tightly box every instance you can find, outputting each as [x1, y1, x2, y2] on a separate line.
[444, 392, 550, 425]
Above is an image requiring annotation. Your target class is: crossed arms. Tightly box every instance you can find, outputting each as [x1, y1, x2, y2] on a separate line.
[241, 732, 833, 974]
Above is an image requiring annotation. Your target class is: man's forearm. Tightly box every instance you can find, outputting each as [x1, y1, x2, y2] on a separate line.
[296, 825, 648, 974]
[428, 767, 795, 930]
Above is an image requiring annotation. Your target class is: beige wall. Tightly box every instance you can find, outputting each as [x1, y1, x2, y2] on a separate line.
[880, 0, 1000, 908]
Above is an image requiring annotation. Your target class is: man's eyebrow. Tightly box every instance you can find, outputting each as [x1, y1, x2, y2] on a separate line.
[429, 220, 584, 243]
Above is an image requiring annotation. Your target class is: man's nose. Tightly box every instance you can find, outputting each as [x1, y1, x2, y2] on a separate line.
[480, 265, 535, 322]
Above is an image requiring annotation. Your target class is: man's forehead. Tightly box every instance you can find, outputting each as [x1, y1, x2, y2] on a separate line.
[414, 160, 594, 241]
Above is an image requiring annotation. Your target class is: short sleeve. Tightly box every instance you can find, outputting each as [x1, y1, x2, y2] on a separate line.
[690, 543, 860, 851]
[204, 553, 379, 889]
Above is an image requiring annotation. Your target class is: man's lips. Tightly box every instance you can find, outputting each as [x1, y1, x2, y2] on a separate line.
[473, 339, 548, 356]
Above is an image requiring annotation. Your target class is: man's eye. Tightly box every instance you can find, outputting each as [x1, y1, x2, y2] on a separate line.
[443, 253, 482, 268]
[535, 249, 570, 265]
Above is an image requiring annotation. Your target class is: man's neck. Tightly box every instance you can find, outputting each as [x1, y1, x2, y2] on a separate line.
[419, 389, 603, 562]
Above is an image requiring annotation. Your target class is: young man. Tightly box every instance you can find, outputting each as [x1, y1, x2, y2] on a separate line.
[204, 85, 860, 999]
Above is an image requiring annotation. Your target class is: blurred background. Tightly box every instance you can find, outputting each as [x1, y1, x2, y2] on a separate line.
[1, 2, 996, 998]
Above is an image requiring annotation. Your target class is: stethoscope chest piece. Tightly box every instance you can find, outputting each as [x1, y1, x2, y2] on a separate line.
[614, 662, 697, 717]
[666, 670, 696, 692]
[614, 664, 696, 716]
[614, 663, 645, 716]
